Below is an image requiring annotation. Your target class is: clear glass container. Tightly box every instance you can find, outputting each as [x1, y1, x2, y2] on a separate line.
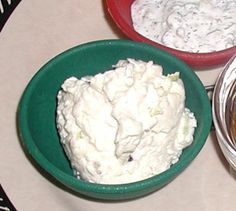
[213, 54, 236, 170]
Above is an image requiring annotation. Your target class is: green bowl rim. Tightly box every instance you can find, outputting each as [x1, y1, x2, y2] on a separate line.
[17, 39, 212, 195]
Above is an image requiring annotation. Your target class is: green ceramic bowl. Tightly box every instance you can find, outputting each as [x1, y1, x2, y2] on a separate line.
[18, 40, 212, 200]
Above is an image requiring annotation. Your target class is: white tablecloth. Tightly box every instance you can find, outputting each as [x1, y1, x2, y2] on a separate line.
[1, 1, 236, 210]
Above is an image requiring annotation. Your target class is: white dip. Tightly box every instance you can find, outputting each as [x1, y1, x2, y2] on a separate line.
[56, 59, 197, 184]
[131, 0, 236, 53]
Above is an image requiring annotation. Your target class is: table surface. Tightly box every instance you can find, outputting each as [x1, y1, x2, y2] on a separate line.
[1, 1, 236, 211]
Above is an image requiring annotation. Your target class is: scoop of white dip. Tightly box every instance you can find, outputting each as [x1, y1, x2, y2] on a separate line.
[56, 59, 197, 184]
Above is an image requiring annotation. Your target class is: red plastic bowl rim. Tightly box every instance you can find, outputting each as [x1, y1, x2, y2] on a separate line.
[106, 0, 236, 68]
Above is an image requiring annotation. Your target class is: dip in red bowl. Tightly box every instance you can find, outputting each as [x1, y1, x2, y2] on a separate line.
[106, 0, 236, 68]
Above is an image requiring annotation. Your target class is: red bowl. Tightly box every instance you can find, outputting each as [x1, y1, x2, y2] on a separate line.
[106, 0, 236, 68]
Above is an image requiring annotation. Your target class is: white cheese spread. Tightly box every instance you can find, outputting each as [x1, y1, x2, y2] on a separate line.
[131, 0, 236, 53]
[56, 59, 197, 184]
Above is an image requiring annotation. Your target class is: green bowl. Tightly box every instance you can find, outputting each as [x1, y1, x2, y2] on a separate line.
[17, 39, 212, 200]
